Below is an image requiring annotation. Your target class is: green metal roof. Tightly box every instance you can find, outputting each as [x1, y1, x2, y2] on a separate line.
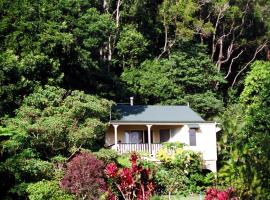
[111, 105, 205, 123]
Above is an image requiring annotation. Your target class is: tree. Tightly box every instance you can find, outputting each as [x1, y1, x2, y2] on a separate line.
[238, 61, 270, 198]
[5, 85, 113, 158]
[0, 0, 115, 116]
[219, 61, 270, 199]
[157, 0, 213, 58]
[121, 44, 224, 119]
[0, 86, 113, 199]
[199, 0, 270, 86]
[116, 25, 148, 68]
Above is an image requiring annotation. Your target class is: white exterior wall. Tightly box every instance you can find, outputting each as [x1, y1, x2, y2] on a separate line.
[169, 123, 217, 172]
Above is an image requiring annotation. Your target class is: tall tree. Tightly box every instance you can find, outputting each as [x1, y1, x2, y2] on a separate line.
[0, 85, 113, 199]
[0, 0, 115, 116]
[121, 44, 224, 119]
[219, 61, 270, 199]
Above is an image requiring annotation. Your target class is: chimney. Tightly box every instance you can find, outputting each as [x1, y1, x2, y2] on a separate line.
[130, 97, 134, 106]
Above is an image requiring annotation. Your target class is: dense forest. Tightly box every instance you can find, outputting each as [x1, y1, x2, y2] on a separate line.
[0, 0, 269, 199]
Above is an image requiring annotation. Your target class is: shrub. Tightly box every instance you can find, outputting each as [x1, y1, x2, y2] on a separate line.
[105, 153, 155, 200]
[155, 143, 211, 196]
[93, 148, 119, 165]
[204, 187, 238, 200]
[155, 166, 189, 198]
[163, 142, 185, 150]
[60, 152, 106, 200]
[116, 153, 132, 167]
[27, 180, 74, 200]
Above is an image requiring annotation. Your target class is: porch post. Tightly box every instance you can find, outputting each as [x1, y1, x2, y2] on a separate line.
[146, 125, 152, 154]
[113, 124, 119, 150]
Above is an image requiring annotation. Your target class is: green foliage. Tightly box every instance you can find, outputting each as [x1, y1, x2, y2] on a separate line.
[218, 104, 244, 164]
[93, 148, 119, 165]
[0, 86, 112, 199]
[238, 61, 270, 198]
[0, 0, 115, 116]
[117, 25, 149, 68]
[162, 142, 185, 149]
[27, 180, 74, 200]
[155, 143, 209, 196]
[218, 61, 270, 199]
[0, 147, 54, 198]
[158, 0, 213, 41]
[5, 85, 113, 158]
[117, 153, 132, 168]
[121, 45, 224, 119]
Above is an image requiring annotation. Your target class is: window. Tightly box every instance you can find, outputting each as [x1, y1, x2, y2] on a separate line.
[125, 130, 143, 143]
[189, 129, 196, 146]
[160, 129, 170, 143]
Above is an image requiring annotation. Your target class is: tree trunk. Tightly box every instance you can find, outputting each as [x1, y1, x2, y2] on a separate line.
[158, 25, 168, 59]
[116, 0, 121, 28]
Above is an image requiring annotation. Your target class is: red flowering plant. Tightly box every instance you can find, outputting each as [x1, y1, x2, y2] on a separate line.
[204, 187, 238, 200]
[105, 153, 155, 200]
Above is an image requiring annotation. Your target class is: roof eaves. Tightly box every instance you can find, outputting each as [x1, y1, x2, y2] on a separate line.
[110, 120, 215, 124]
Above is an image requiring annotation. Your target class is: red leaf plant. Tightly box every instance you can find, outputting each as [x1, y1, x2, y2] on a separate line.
[105, 153, 155, 200]
[205, 187, 238, 200]
[60, 152, 106, 200]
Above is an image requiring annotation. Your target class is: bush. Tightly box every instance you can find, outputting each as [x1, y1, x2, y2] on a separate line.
[204, 187, 238, 200]
[93, 148, 119, 165]
[27, 180, 74, 200]
[116, 153, 132, 167]
[155, 143, 212, 196]
[60, 152, 106, 200]
[105, 153, 155, 200]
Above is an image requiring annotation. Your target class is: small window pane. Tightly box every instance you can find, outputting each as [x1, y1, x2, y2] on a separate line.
[189, 129, 196, 146]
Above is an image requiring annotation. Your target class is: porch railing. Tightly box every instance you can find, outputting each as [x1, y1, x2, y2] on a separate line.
[117, 143, 163, 156]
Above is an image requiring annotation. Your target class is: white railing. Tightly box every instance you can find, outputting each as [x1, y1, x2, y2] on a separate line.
[116, 143, 163, 156]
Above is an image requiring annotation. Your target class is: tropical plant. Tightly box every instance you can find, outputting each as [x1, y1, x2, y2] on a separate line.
[105, 153, 155, 200]
[204, 187, 238, 200]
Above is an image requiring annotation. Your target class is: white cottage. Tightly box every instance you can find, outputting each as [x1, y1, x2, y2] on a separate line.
[105, 99, 220, 172]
